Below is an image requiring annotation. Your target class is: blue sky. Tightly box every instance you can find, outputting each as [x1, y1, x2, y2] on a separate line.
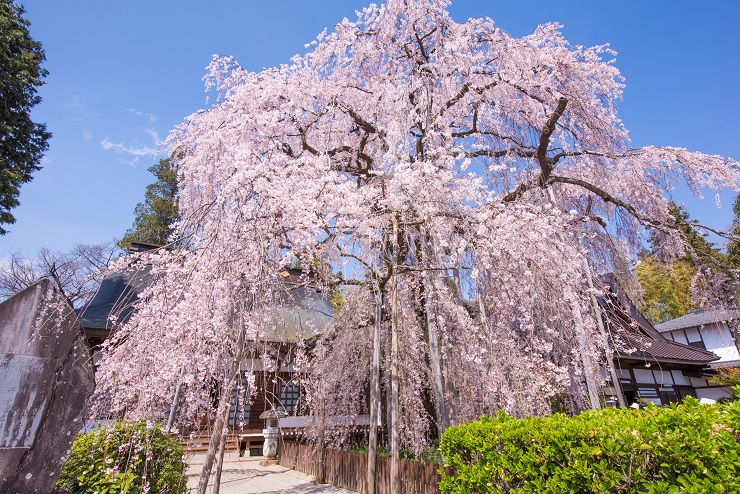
[2, 0, 739, 257]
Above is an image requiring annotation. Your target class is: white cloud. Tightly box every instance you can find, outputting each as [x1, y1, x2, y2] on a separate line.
[82, 130, 93, 140]
[101, 137, 158, 166]
[128, 108, 158, 123]
[101, 112, 163, 165]
[144, 128, 161, 145]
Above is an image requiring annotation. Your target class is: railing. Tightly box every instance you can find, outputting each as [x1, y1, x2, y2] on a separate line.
[279, 441, 454, 494]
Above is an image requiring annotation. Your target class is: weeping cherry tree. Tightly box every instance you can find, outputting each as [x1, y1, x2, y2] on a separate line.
[95, 1, 739, 492]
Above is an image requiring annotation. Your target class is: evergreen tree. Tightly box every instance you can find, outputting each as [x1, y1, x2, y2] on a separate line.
[637, 204, 735, 324]
[0, 0, 51, 234]
[120, 158, 178, 247]
[668, 204, 727, 268]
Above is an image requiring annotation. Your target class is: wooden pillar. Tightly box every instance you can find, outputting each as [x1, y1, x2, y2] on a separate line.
[316, 382, 326, 484]
[431, 236, 459, 425]
[566, 287, 602, 410]
[367, 288, 382, 494]
[389, 216, 401, 494]
[166, 366, 186, 431]
[197, 324, 246, 494]
[419, 226, 449, 436]
[545, 186, 601, 410]
[196, 404, 227, 494]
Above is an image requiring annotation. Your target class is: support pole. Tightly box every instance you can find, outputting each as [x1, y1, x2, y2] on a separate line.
[565, 287, 602, 410]
[367, 288, 382, 494]
[197, 328, 246, 494]
[420, 227, 448, 436]
[584, 263, 626, 407]
[196, 406, 227, 494]
[389, 216, 401, 494]
[431, 236, 459, 424]
[316, 383, 326, 484]
[166, 366, 186, 431]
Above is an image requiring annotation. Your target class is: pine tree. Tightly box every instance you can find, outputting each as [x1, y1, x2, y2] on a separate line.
[119, 158, 178, 248]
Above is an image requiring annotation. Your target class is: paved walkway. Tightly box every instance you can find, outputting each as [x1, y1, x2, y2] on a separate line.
[186, 456, 355, 494]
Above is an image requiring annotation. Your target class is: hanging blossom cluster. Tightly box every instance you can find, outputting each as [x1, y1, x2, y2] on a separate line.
[95, 0, 739, 454]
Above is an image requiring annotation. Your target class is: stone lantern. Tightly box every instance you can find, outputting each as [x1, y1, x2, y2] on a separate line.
[259, 409, 288, 464]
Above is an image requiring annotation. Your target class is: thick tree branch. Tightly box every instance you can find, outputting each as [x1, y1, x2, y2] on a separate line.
[537, 97, 568, 174]
[548, 175, 661, 227]
[465, 148, 536, 160]
[552, 149, 634, 165]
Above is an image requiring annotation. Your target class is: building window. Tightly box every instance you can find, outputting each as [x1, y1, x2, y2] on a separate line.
[278, 378, 301, 414]
[684, 327, 706, 350]
[636, 387, 662, 405]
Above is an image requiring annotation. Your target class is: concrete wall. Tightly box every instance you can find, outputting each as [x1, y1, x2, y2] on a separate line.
[0, 280, 95, 494]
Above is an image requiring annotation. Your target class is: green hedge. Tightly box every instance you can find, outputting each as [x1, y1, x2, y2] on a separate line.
[55, 421, 187, 494]
[439, 398, 740, 493]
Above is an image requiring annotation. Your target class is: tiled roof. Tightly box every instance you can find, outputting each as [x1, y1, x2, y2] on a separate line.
[654, 309, 740, 333]
[77, 266, 333, 342]
[615, 333, 719, 365]
[600, 283, 719, 365]
[76, 269, 149, 330]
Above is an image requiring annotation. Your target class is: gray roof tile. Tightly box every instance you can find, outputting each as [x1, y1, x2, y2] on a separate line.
[654, 309, 740, 333]
[77, 267, 333, 342]
[76, 269, 149, 330]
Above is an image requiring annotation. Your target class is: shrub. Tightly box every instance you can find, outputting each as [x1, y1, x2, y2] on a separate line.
[439, 398, 740, 493]
[55, 421, 187, 494]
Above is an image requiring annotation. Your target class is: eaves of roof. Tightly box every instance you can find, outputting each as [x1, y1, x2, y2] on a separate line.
[708, 359, 740, 369]
[616, 335, 719, 366]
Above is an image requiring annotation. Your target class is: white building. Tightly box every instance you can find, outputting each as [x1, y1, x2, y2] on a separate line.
[655, 309, 740, 401]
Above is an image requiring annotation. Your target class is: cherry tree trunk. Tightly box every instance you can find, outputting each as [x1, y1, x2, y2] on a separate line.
[196, 407, 227, 494]
[212, 425, 228, 494]
[367, 288, 382, 494]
